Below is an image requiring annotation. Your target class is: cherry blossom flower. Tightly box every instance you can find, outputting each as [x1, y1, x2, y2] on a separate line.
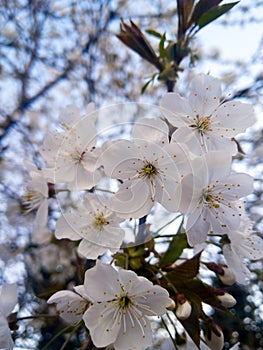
[177, 151, 254, 246]
[40, 103, 101, 190]
[82, 261, 173, 350]
[22, 162, 50, 228]
[47, 286, 90, 324]
[0, 283, 18, 350]
[55, 193, 125, 259]
[101, 118, 190, 218]
[222, 218, 263, 284]
[160, 73, 255, 155]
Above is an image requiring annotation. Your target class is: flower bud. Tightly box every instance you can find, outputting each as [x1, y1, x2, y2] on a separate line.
[205, 325, 224, 350]
[218, 266, 236, 286]
[218, 292, 236, 308]
[175, 295, 192, 320]
[167, 298, 176, 311]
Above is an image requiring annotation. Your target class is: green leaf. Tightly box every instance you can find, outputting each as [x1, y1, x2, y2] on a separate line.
[145, 29, 162, 39]
[197, 2, 239, 29]
[141, 73, 157, 94]
[158, 32, 166, 58]
[159, 232, 188, 267]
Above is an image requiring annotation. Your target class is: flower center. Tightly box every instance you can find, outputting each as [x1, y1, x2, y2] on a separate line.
[72, 150, 85, 164]
[92, 214, 109, 230]
[190, 115, 211, 134]
[138, 162, 158, 179]
[202, 190, 220, 208]
[119, 294, 131, 309]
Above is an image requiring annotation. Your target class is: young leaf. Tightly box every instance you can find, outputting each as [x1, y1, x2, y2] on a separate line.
[158, 32, 166, 58]
[197, 2, 239, 29]
[159, 232, 188, 267]
[145, 29, 163, 39]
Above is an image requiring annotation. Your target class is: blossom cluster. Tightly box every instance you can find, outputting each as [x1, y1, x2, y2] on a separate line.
[18, 73, 263, 349]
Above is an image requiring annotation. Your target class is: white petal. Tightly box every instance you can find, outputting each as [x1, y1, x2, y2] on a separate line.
[0, 284, 18, 317]
[160, 92, 194, 127]
[223, 245, 250, 284]
[189, 74, 221, 117]
[213, 101, 255, 136]
[47, 290, 87, 323]
[78, 239, 109, 259]
[186, 210, 210, 246]
[101, 140, 137, 178]
[114, 313, 153, 350]
[109, 180, 153, 218]
[84, 261, 121, 301]
[55, 213, 82, 240]
[83, 303, 120, 347]
[0, 315, 14, 350]
[132, 117, 169, 145]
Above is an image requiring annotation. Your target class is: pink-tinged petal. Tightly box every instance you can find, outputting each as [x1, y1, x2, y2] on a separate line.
[160, 92, 194, 127]
[55, 213, 82, 240]
[0, 316, 14, 350]
[109, 180, 153, 219]
[114, 314, 153, 350]
[213, 101, 255, 136]
[189, 74, 221, 117]
[47, 290, 87, 324]
[132, 118, 169, 145]
[84, 261, 121, 301]
[83, 303, 120, 348]
[0, 283, 18, 317]
[186, 210, 210, 246]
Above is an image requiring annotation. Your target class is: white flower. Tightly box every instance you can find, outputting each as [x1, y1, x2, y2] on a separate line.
[22, 162, 49, 228]
[40, 103, 101, 190]
[55, 193, 125, 259]
[82, 261, 172, 350]
[222, 218, 263, 284]
[177, 151, 254, 246]
[101, 118, 190, 218]
[0, 283, 18, 350]
[160, 73, 255, 155]
[47, 287, 90, 324]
